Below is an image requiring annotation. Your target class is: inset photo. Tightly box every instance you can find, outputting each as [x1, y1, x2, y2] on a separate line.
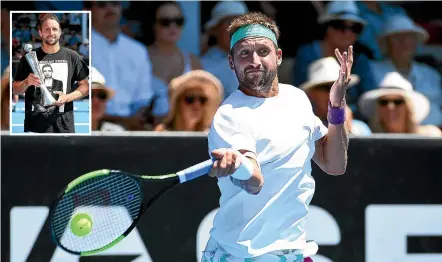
[10, 11, 91, 135]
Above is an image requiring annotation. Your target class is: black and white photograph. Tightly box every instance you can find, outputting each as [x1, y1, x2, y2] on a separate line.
[9, 11, 91, 134]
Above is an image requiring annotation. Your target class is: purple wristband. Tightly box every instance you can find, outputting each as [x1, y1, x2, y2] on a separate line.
[327, 101, 346, 125]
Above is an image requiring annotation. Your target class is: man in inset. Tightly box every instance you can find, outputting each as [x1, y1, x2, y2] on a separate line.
[203, 12, 351, 261]
[12, 13, 89, 133]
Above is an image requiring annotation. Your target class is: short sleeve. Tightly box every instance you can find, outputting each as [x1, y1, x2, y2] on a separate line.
[208, 107, 256, 159]
[13, 56, 30, 82]
[313, 115, 328, 142]
[72, 51, 89, 81]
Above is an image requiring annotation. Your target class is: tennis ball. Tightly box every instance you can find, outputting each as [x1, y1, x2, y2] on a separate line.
[70, 213, 93, 237]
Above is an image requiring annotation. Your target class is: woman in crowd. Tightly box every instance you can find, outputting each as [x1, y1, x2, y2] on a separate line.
[371, 14, 442, 128]
[358, 72, 441, 136]
[155, 70, 223, 132]
[145, 1, 203, 125]
[90, 67, 125, 132]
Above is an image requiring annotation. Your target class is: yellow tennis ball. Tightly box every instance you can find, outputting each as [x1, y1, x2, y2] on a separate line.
[70, 213, 93, 237]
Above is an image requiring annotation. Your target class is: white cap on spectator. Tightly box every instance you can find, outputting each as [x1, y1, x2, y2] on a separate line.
[379, 15, 429, 43]
[317, 1, 367, 26]
[358, 72, 430, 123]
[204, 1, 248, 31]
[299, 57, 359, 91]
[83, 38, 89, 44]
[91, 66, 115, 100]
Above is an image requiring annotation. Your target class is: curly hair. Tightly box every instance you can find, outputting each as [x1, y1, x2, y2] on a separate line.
[227, 12, 280, 41]
[39, 13, 60, 30]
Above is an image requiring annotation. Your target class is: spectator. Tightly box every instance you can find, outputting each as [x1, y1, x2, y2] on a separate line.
[292, 1, 376, 116]
[30, 21, 41, 43]
[370, 15, 442, 128]
[1, 66, 10, 130]
[20, 24, 32, 43]
[201, 1, 248, 100]
[68, 13, 81, 25]
[67, 30, 80, 46]
[86, 1, 155, 130]
[79, 38, 89, 58]
[358, 72, 441, 136]
[154, 70, 223, 132]
[144, 1, 203, 125]
[357, 1, 407, 60]
[299, 57, 372, 136]
[90, 66, 125, 131]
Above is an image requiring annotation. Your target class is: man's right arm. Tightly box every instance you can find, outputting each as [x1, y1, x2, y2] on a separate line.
[12, 73, 41, 95]
[12, 57, 39, 95]
[229, 152, 264, 195]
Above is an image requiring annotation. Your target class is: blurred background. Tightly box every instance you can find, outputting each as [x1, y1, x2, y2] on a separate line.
[1, 1, 442, 262]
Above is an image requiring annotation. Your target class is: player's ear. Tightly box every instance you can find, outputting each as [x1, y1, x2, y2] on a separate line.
[228, 54, 234, 70]
[276, 48, 282, 66]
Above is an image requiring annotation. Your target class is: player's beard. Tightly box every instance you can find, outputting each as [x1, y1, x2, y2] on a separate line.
[44, 35, 60, 46]
[235, 63, 277, 93]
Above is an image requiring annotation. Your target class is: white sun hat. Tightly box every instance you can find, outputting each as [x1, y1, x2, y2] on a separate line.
[379, 14, 429, 43]
[317, 0, 367, 26]
[204, 1, 248, 31]
[299, 57, 359, 91]
[357, 71, 430, 123]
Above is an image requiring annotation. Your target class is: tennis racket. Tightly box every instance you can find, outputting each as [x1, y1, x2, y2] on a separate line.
[48, 159, 213, 256]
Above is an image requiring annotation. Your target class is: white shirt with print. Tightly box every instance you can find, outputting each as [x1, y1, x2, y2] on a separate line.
[207, 83, 328, 258]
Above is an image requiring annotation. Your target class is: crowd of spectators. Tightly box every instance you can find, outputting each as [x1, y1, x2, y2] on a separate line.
[2, 1, 441, 136]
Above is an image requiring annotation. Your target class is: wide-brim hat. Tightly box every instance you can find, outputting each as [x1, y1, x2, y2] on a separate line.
[90, 66, 115, 101]
[204, 1, 248, 31]
[358, 71, 430, 123]
[317, 1, 367, 26]
[379, 15, 429, 42]
[378, 15, 429, 55]
[164, 70, 224, 125]
[299, 57, 359, 91]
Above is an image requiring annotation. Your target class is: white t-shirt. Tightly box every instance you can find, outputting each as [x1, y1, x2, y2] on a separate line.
[207, 83, 328, 258]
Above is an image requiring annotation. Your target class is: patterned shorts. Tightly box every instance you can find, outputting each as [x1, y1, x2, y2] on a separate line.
[201, 237, 314, 262]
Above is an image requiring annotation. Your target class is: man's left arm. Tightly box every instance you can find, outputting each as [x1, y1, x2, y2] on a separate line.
[313, 46, 353, 175]
[69, 78, 89, 99]
[313, 113, 349, 175]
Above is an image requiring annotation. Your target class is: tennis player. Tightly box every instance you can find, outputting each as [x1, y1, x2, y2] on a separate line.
[203, 12, 350, 262]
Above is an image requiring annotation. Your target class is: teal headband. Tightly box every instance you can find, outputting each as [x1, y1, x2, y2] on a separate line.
[230, 24, 278, 50]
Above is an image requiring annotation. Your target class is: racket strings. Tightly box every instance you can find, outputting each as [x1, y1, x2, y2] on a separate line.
[51, 173, 143, 253]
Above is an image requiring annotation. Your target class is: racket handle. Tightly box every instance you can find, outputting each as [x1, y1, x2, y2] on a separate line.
[177, 159, 213, 183]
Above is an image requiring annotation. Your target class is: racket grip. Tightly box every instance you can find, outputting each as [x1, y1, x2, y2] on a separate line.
[177, 159, 214, 183]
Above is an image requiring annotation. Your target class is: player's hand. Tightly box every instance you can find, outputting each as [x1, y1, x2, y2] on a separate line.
[330, 45, 353, 107]
[209, 148, 242, 178]
[53, 91, 70, 107]
[24, 73, 41, 87]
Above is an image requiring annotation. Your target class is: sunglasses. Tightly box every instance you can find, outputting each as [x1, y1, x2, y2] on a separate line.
[157, 17, 185, 27]
[329, 21, 363, 34]
[184, 95, 207, 105]
[378, 99, 405, 107]
[92, 90, 108, 101]
[95, 1, 121, 8]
